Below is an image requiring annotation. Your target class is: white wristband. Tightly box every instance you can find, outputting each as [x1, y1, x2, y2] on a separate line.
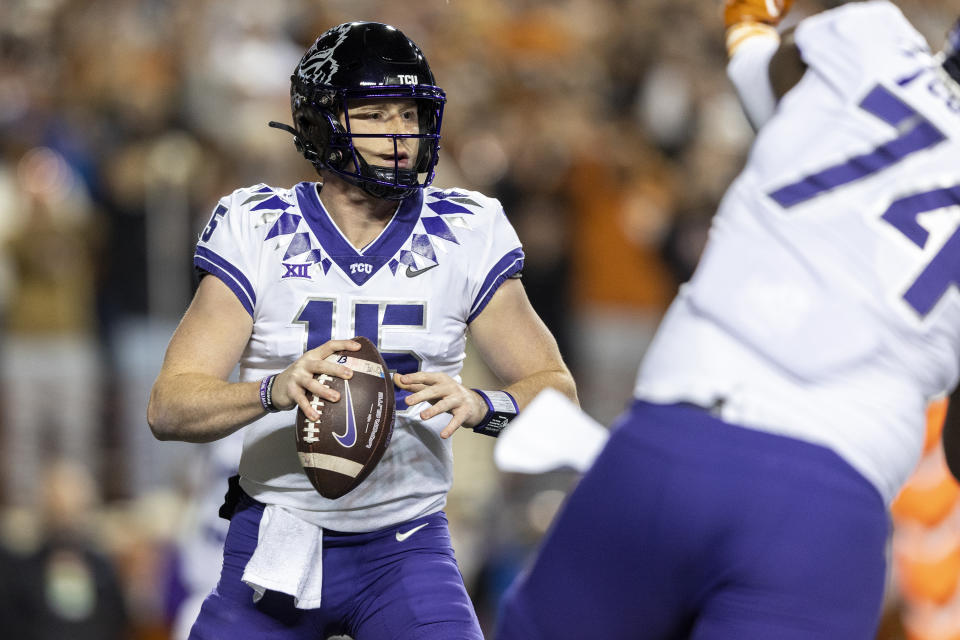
[472, 389, 519, 437]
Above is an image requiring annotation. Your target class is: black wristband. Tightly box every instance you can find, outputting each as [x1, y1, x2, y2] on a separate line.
[471, 389, 519, 437]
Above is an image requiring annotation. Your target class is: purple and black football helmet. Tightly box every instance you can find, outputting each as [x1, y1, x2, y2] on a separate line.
[270, 22, 446, 200]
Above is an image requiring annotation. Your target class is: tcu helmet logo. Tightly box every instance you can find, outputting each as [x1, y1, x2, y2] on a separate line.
[298, 24, 351, 85]
[397, 74, 418, 85]
[350, 262, 373, 275]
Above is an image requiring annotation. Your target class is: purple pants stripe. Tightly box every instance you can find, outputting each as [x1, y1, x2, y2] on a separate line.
[496, 400, 889, 640]
[188, 493, 482, 639]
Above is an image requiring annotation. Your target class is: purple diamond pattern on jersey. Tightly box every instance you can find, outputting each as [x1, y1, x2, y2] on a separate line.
[388, 190, 484, 275]
[252, 189, 330, 271]
[265, 213, 301, 240]
[271, 184, 488, 284]
[410, 234, 437, 262]
[421, 216, 459, 244]
[425, 200, 474, 216]
[303, 249, 324, 264]
[283, 233, 313, 260]
[398, 251, 417, 268]
[253, 194, 292, 212]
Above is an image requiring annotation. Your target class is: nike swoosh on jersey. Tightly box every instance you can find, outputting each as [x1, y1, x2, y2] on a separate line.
[395, 522, 429, 542]
[405, 264, 438, 278]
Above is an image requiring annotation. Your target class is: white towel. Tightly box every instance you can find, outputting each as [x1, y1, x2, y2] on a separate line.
[241, 504, 325, 609]
[494, 387, 609, 474]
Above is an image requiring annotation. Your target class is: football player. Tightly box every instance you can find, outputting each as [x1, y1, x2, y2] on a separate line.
[147, 21, 577, 640]
[497, 2, 960, 639]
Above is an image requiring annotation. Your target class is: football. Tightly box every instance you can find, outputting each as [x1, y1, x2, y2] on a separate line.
[295, 336, 396, 499]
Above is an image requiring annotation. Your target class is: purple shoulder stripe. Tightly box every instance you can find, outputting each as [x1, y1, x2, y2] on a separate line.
[194, 247, 256, 317]
[468, 248, 524, 324]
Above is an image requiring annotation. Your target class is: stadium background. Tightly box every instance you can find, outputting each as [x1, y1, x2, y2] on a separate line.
[0, 0, 955, 638]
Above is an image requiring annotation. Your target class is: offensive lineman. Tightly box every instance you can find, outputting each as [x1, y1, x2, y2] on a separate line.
[147, 21, 576, 640]
[497, 1, 960, 638]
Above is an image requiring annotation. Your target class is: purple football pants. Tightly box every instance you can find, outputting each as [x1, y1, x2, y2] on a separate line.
[496, 400, 889, 640]
[188, 493, 482, 640]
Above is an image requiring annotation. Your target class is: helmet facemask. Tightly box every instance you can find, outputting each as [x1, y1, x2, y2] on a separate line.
[295, 85, 444, 200]
[271, 22, 446, 201]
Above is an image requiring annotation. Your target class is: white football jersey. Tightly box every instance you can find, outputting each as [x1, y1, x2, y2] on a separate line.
[195, 182, 523, 531]
[636, 1, 960, 503]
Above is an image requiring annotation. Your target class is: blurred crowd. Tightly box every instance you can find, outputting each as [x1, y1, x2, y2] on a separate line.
[0, 0, 956, 638]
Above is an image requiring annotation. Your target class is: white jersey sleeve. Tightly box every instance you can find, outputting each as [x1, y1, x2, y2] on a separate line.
[193, 185, 271, 317]
[727, 34, 781, 130]
[794, 1, 931, 103]
[464, 194, 524, 323]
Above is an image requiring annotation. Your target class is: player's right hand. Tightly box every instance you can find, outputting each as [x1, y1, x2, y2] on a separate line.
[271, 339, 360, 419]
[724, 0, 794, 28]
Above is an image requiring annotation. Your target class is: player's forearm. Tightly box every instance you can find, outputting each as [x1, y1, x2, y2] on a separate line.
[727, 33, 781, 130]
[148, 373, 267, 443]
[723, 0, 796, 130]
[503, 368, 579, 412]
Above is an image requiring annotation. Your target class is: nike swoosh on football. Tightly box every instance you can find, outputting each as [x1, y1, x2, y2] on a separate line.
[332, 380, 357, 448]
[395, 522, 429, 542]
[405, 264, 438, 278]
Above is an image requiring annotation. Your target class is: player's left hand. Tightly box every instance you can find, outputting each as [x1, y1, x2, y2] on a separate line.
[394, 372, 488, 439]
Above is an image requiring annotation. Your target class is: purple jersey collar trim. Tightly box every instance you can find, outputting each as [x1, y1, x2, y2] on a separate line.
[294, 182, 423, 286]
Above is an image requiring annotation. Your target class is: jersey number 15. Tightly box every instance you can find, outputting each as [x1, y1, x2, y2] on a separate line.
[295, 299, 425, 401]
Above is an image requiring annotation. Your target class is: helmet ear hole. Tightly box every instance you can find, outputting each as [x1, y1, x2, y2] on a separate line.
[295, 109, 322, 135]
[294, 110, 331, 150]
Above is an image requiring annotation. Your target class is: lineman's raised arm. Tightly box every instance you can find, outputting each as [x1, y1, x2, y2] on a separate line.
[724, 0, 805, 130]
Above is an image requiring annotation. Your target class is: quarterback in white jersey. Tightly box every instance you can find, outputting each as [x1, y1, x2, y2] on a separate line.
[498, 2, 960, 639]
[193, 180, 527, 531]
[148, 21, 576, 640]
